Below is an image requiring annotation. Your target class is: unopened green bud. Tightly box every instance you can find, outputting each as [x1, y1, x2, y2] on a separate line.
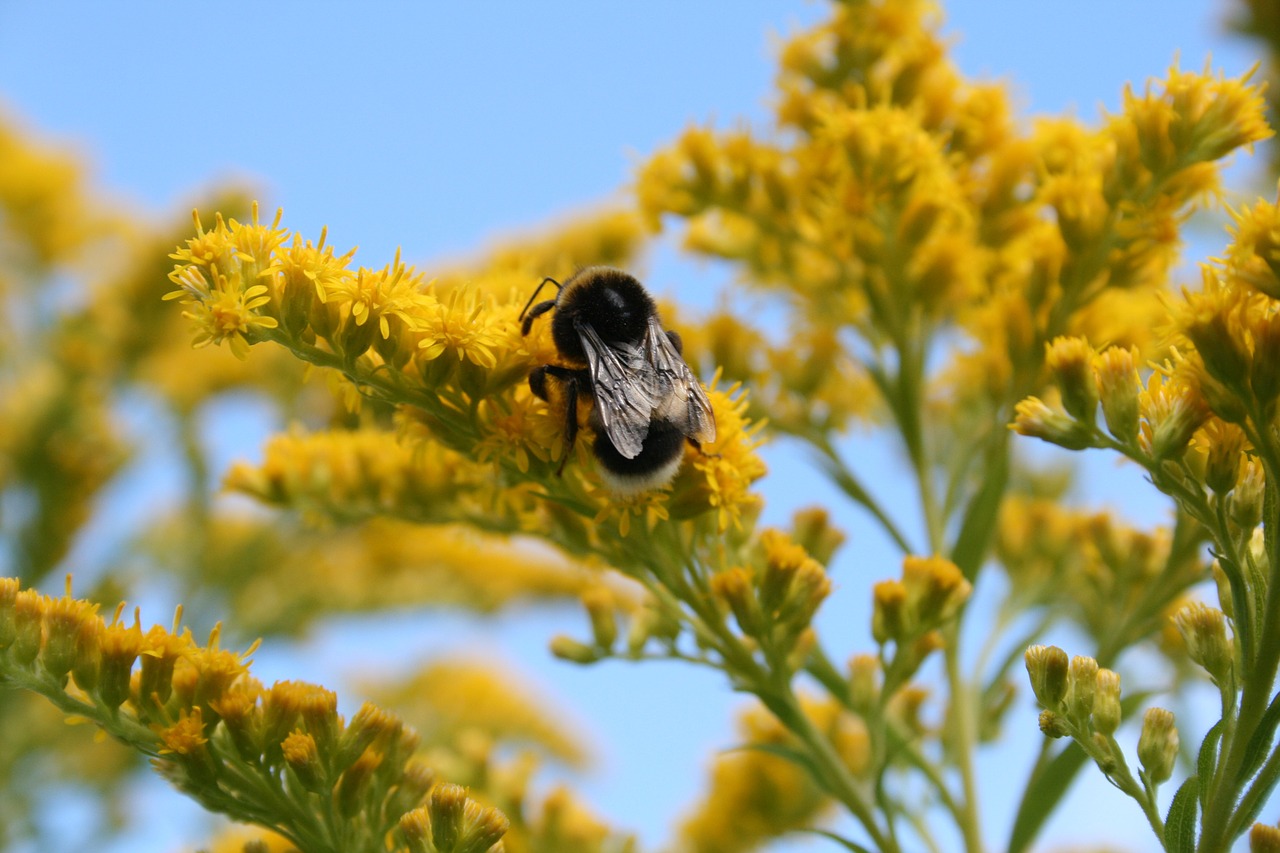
[430, 783, 468, 852]
[1137, 707, 1179, 785]
[1012, 397, 1096, 450]
[1093, 669, 1123, 735]
[549, 635, 602, 665]
[458, 800, 510, 853]
[581, 588, 618, 651]
[1025, 645, 1070, 710]
[1066, 655, 1099, 725]
[1091, 732, 1118, 774]
[398, 808, 433, 853]
[872, 580, 908, 644]
[1038, 709, 1070, 738]
[711, 568, 765, 637]
[1173, 601, 1233, 684]
[1231, 460, 1265, 531]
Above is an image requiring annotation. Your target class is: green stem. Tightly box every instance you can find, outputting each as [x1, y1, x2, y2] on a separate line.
[1226, 731, 1280, 838]
[758, 687, 898, 853]
[944, 630, 985, 853]
[1199, 448, 1280, 850]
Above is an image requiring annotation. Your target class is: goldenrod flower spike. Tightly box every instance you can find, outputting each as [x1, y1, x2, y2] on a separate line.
[0, 577, 503, 853]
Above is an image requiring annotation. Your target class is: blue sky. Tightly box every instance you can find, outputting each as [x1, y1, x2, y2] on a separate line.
[0, 2, 1269, 851]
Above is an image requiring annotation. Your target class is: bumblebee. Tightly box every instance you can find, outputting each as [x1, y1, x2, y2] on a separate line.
[519, 267, 716, 493]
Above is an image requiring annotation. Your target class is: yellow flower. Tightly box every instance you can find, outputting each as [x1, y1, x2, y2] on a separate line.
[592, 486, 671, 538]
[156, 707, 209, 756]
[671, 379, 767, 531]
[474, 386, 563, 474]
[417, 287, 504, 370]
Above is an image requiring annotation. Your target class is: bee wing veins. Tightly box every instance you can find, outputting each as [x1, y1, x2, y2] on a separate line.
[578, 322, 657, 459]
[644, 318, 717, 445]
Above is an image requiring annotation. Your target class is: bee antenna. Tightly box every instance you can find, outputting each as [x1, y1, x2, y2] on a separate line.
[518, 276, 563, 322]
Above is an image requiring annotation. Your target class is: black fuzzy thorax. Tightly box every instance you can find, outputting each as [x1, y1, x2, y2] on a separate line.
[550, 268, 657, 362]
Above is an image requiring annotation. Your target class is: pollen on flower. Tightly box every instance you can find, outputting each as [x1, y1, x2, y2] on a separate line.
[417, 288, 503, 370]
[157, 707, 209, 756]
[679, 380, 767, 531]
[474, 388, 562, 474]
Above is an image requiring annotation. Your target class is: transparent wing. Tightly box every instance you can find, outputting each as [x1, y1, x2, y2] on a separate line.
[578, 321, 658, 459]
[643, 318, 717, 445]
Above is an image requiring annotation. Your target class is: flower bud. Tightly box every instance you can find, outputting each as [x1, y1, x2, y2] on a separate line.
[1137, 707, 1179, 785]
[549, 635, 602, 665]
[1066, 655, 1099, 725]
[458, 800, 510, 853]
[1204, 421, 1246, 495]
[1012, 397, 1096, 450]
[710, 568, 765, 637]
[902, 555, 970, 628]
[12, 590, 44, 666]
[1230, 459, 1265, 531]
[98, 620, 144, 709]
[872, 580, 908, 645]
[1046, 337, 1098, 423]
[399, 808, 434, 853]
[790, 507, 846, 566]
[1173, 600, 1233, 684]
[41, 597, 94, 679]
[580, 588, 618, 651]
[430, 783, 468, 852]
[282, 731, 324, 792]
[1250, 822, 1280, 853]
[778, 559, 832, 633]
[1094, 346, 1141, 443]
[1093, 669, 1123, 736]
[1025, 645, 1070, 710]
[1038, 709, 1070, 738]
[335, 749, 382, 819]
[1184, 308, 1249, 391]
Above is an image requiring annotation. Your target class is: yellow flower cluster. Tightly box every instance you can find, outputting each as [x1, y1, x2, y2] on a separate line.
[0, 114, 100, 268]
[0, 577, 505, 853]
[637, 0, 1270, 456]
[167, 207, 768, 577]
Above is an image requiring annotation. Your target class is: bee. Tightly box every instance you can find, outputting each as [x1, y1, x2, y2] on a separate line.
[519, 266, 716, 494]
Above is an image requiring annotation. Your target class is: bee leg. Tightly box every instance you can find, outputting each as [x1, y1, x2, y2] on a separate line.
[529, 364, 589, 476]
[665, 329, 684, 354]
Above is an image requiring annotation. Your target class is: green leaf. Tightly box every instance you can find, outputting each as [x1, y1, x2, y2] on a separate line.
[950, 433, 1010, 581]
[1164, 775, 1198, 853]
[1241, 690, 1280, 782]
[795, 828, 876, 853]
[1197, 720, 1223, 808]
[1007, 741, 1089, 853]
